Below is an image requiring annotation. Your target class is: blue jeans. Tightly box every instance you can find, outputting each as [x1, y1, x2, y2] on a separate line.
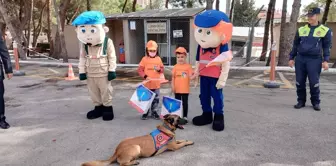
[199, 76, 224, 114]
[295, 55, 322, 105]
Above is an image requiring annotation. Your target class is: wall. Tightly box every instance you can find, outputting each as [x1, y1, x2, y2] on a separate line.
[122, 19, 145, 64]
[52, 25, 80, 59]
[189, 18, 198, 66]
[106, 20, 123, 62]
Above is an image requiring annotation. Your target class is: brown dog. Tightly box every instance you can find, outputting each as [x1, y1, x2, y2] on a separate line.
[81, 114, 194, 166]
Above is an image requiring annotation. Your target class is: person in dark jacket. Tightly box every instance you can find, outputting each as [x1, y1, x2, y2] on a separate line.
[0, 30, 13, 129]
[288, 7, 332, 111]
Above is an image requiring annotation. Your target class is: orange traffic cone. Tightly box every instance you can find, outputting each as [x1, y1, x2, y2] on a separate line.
[160, 74, 169, 84]
[65, 64, 77, 80]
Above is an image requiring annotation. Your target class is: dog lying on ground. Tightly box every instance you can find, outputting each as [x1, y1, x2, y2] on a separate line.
[81, 114, 194, 166]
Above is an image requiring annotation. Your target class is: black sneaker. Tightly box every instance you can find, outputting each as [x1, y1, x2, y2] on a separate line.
[313, 104, 321, 111]
[141, 113, 149, 120]
[151, 112, 160, 120]
[0, 120, 10, 129]
[294, 103, 305, 109]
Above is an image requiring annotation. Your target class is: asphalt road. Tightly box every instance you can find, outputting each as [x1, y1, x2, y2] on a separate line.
[0, 74, 335, 166]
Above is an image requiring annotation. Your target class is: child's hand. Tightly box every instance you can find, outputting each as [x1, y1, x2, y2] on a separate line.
[190, 73, 198, 80]
[154, 66, 161, 72]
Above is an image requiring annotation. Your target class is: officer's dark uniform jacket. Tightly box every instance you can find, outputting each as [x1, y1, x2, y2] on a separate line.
[289, 23, 332, 105]
[0, 31, 12, 80]
[289, 23, 332, 62]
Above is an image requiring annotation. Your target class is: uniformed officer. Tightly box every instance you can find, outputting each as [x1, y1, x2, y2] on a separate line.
[288, 7, 332, 111]
[0, 30, 13, 129]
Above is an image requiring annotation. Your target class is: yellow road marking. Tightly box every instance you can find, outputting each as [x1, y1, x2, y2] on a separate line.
[278, 72, 294, 89]
[233, 74, 264, 86]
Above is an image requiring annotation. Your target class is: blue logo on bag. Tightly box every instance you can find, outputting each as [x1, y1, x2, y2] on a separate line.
[136, 85, 153, 101]
[163, 97, 181, 113]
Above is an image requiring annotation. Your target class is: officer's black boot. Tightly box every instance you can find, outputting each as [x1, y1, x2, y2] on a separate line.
[294, 102, 305, 109]
[0, 115, 10, 129]
[313, 104, 321, 111]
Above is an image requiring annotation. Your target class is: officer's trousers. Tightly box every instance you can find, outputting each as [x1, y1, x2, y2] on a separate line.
[0, 80, 5, 121]
[87, 76, 113, 107]
[200, 76, 224, 114]
[295, 55, 322, 105]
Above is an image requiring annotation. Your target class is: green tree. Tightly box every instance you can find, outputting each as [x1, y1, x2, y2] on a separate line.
[232, 0, 257, 26]
[299, 0, 336, 22]
[169, 0, 204, 8]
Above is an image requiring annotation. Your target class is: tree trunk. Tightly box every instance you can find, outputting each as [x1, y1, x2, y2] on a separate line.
[87, 0, 91, 11]
[0, 1, 28, 60]
[278, 0, 301, 66]
[46, 0, 54, 55]
[53, 0, 69, 62]
[229, 0, 235, 20]
[132, 0, 137, 12]
[215, 0, 219, 10]
[260, 0, 276, 61]
[32, 3, 47, 47]
[322, 0, 332, 24]
[165, 0, 169, 8]
[122, 0, 128, 13]
[206, 0, 214, 10]
[27, 0, 34, 57]
[150, 0, 153, 9]
[266, 4, 275, 66]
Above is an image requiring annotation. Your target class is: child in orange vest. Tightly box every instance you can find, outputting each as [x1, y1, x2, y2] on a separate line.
[171, 47, 194, 124]
[137, 40, 164, 120]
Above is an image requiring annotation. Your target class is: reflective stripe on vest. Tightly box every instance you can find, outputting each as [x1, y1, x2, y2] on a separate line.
[298, 24, 329, 37]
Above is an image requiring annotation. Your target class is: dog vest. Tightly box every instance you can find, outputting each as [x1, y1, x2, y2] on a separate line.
[150, 129, 173, 156]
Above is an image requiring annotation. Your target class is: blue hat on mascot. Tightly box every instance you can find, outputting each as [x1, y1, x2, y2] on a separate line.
[194, 10, 231, 28]
[72, 11, 106, 26]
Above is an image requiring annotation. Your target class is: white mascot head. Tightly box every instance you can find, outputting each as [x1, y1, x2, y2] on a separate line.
[193, 10, 233, 48]
[72, 11, 109, 46]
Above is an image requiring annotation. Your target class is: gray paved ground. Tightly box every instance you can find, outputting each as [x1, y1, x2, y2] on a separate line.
[0, 67, 336, 166]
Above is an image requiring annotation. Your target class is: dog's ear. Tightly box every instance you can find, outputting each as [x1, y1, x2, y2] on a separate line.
[163, 114, 170, 119]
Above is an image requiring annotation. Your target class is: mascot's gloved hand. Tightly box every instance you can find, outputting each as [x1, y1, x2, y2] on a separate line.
[216, 61, 230, 89]
[108, 71, 117, 81]
[79, 73, 87, 80]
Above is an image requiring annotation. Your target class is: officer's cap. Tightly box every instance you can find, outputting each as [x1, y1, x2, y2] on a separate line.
[194, 10, 230, 28]
[306, 7, 321, 17]
[72, 11, 106, 26]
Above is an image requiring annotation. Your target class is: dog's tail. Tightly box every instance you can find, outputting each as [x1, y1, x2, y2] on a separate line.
[81, 153, 117, 166]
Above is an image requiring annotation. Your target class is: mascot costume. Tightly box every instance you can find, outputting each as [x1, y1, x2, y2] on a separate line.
[72, 11, 117, 121]
[192, 10, 233, 131]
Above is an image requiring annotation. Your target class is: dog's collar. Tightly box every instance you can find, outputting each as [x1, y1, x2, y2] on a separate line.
[163, 123, 174, 132]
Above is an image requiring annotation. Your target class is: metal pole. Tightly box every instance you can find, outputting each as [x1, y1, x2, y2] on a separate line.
[263, 42, 280, 89]
[12, 41, 26, 76]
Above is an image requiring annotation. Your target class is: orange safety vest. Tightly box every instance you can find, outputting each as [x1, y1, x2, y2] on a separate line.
[198, 47, 221, 78]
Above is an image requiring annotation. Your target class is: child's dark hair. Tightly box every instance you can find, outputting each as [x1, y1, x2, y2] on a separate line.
[145, 48, 160, 57]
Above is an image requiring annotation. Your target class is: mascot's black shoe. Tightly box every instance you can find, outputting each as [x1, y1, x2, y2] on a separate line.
[192, 112, 213, 126]
[102, 106, 114, 121]
[87, 105, 103, 119]
[212, 114, 225, 131]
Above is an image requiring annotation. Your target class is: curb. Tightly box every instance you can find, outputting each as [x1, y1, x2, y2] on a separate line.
[12, 60, 336, 73]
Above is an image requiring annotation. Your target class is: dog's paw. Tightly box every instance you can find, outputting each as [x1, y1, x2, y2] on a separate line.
[185, 140, 194, 146]
[133, 161, 140, 165]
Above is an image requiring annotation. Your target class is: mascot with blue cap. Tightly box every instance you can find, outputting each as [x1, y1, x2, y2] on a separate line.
[72, 11, 117, 121]
[191, 10, 233, 131]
